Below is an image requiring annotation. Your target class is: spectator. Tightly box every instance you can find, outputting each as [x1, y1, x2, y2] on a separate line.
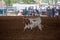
[16, 9, 19, 15]
[28, 7, 32, 15]
[58, 5, 60, 16]
[46, 6, 51, 17]
[51, 7, 56, 17]
[23, 7, 28, 15]
[30, 6, 34, 15]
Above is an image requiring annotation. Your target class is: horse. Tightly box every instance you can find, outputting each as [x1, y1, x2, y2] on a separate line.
[23, 17, 43, 31]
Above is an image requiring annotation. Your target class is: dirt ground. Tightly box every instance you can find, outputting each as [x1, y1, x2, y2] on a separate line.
[0, 16, 60, 40]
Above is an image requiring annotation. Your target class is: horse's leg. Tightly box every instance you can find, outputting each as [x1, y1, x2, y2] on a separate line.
[30, 24, 32, 30]
[38, 23, 42, 31]
[24, 24, 28, 31]
[30, 23, 34, 30]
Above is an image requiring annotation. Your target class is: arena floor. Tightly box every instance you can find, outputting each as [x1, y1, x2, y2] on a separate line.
[0, 16, 60, 40]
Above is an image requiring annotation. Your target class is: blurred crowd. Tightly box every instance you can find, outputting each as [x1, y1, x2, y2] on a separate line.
[16, 5, 60, 17]
[1, 5, 60, 17]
